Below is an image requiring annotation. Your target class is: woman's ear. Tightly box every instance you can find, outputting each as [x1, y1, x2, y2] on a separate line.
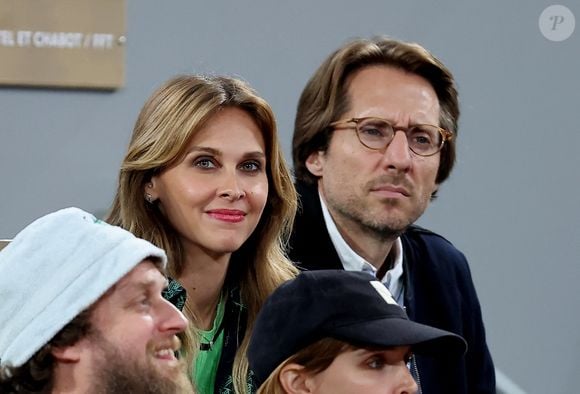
[279, 363, 314, 394]
[144, 178, 159, 203]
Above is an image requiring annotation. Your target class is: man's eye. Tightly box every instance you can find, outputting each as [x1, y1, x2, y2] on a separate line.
[360, 126, 386, 137]
[413, 135, 432, 145]
[409, 127, 437, 146]
[138, 297, 151, 308]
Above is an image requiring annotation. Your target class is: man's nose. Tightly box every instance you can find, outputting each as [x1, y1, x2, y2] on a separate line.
[381, 130, 412, 172]
[159, 298, 189, 334]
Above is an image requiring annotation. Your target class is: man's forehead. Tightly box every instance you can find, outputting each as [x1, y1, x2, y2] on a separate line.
[343, 66, 440, 122]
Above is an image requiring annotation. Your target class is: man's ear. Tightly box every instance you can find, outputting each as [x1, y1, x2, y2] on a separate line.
[430, 183, 440, 200]
[305, 151, 325, 177]
[279, 363, 314, 394]
[51, 342, 85, 363]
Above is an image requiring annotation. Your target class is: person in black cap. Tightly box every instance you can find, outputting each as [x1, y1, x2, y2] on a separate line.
[248, 270, 467, 394]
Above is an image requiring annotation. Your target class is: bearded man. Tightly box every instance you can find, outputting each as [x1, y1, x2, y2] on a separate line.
[0, 207, 195, 394]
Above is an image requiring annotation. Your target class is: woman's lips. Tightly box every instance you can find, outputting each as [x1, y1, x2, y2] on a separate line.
[207, 209, 246, 223]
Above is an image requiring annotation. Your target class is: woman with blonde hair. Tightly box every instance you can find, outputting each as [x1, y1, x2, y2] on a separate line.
[107, 75, 298, 394]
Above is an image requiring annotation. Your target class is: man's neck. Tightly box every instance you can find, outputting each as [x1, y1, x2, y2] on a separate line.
[318, 191, 396, 270]
[335, 218, 396, 270]
[52, 363, 88, 393]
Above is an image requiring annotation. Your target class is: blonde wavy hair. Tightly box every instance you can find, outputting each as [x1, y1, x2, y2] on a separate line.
[106, 74, 298, 393]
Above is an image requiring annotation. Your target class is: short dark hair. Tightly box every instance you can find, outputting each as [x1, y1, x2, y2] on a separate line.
[292, 36, 459, 186]
[0, 309, 92, 393]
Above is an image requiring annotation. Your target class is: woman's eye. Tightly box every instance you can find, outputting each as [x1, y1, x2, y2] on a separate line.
[240, 161, 262, 172]
[367, 356, 385, 370]
[194, 157, 217, 169]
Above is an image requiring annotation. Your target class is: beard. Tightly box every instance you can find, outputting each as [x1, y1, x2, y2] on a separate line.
[338, 204, 407, 241]
[327, 194, 413, 242]
[90, 333, 194, 394]
[324, 175, 429, 243]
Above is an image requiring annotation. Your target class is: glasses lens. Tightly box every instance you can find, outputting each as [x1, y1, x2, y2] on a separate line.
[356, 118, 393, 149]
[407, 125, 443, 155]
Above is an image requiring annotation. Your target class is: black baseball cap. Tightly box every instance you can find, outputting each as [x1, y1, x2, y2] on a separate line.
[248, 270, 467, 386]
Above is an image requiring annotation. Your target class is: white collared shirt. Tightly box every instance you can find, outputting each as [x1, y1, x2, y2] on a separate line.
[319, 192, 405, 306]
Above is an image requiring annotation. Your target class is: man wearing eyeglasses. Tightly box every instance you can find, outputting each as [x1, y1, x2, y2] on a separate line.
[289, 36, 495, 394]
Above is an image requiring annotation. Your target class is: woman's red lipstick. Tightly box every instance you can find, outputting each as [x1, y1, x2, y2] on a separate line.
[207, 209, 246, 223]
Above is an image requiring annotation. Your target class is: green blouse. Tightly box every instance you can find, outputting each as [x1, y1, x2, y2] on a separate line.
[194, 294, 226, 394]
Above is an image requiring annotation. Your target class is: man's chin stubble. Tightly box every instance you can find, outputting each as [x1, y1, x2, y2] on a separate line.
[89, 334, 194, 394]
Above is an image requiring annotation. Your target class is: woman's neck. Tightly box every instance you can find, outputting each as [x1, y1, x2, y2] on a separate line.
[177, 248, 231, 330]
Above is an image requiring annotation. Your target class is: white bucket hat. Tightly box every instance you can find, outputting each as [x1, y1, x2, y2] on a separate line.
[0, 207, 167, 368]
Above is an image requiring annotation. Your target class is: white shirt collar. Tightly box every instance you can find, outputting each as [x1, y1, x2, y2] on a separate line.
[319, 191, 405, 304]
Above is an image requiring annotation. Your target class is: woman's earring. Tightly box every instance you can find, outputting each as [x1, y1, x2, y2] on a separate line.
[145, 193, 154, 203]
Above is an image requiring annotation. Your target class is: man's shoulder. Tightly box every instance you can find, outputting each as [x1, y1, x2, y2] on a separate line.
[290, 181, 343, 270]
[292, 181, 325, 237]
[402, 224, 456, 247]
[402, 225, 469, 271]
[402, 226, 481, 315]
[295, 181, 319, 208]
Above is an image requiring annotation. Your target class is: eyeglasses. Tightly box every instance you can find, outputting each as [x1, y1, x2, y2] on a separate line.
[329, 117, 453, 157]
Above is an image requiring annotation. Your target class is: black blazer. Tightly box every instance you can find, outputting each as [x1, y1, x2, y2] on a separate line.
[289, 181, 496, 394]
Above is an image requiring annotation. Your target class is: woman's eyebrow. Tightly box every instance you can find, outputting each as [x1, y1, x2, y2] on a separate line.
[184, 146, 221, 156]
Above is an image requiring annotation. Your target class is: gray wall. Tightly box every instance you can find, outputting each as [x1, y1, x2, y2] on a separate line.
[1, 2, 578, 393]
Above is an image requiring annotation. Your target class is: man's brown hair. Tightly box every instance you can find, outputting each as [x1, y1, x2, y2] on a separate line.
[0, 310, 92, 394]
[292, 36, 459, 186]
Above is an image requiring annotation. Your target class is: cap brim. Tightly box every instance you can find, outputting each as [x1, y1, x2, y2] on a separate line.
[330, 317, 467, 357]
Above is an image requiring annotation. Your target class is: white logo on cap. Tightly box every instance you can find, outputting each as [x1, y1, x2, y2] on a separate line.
[370, 281, 398, 305]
